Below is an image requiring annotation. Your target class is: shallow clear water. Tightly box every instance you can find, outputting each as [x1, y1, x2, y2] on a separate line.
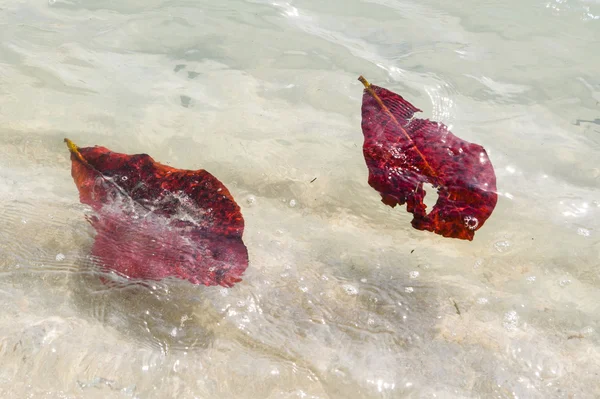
[1, 0, 600, 397]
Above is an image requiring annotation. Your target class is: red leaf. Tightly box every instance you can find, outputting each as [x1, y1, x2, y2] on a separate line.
[359, 76, 497, 240]
[65, 139, 248, 287]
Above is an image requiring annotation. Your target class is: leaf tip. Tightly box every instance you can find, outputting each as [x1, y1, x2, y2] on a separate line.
[358, 75, 371, 89]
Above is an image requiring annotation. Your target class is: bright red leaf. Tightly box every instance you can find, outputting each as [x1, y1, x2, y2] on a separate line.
[359, 76, 497, 240]
[65, 139, 248, 287]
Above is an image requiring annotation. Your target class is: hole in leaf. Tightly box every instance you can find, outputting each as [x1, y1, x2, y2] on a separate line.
[422, 183, 438, 215]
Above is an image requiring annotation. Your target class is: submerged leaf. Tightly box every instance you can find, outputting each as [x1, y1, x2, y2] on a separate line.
[358, 76, 498, 240]
[65, 139, 248, 287]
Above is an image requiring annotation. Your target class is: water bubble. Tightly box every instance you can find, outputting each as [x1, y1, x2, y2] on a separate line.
[360, 278, 367, 283]
[342, 284, 358, 296]
[494, 240, 511, 252]
[559, 278, 571, 287]
[404, 287, 414, 293]
[409, 271, 419, 279]
[55, 253, 65, 262]
[121, 176, 128, 181]
[577, 227, 590, 237]
[464, 216, 479, 230]
[246, 195, 256, 206]
[289, 199, 296, 208]
[526, 276, 536, 283]
[477, 297, 489, 304]
[503, 310, 519, 331]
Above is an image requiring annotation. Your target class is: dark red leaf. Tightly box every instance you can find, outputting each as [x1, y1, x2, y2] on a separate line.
[358, 76, 498, 240]
[65, 139, 248, 287]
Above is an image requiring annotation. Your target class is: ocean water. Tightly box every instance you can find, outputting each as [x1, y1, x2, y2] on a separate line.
[1, 0, 599, 397]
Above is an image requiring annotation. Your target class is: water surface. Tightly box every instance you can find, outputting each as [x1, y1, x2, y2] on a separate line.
[1, 0, 600, 398]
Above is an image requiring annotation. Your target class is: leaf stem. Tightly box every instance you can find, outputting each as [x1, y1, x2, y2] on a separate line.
[64, 138, 149, 210]
[357, 76, 438, 180]
[64, 138, 88, 165]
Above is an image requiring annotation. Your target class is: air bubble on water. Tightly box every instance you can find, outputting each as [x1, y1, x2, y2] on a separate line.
[494, 240, 511, 252]
[55, 253, 65, 262]
[526, 276, 536, 283]
[409, 271, 419, 279]
[477, 297, 489, 304]
[473, 259, 483, 269]
[246, 195, 256, 206]
[48, 0, 56, 4]
[342, 284, 358, 296]
[559, 278, 571, 287]
[170, 328, 178, 337]
[405, 287, 414, 293]
[577, 227, 590, 237]
[121, 176, 128, 181]
[289, 199, 296, 207]
[503, 310, 519, 331]
[300, 286, 308, 293]
[360, 278, 367, 283]
[464, 216, 479, 230]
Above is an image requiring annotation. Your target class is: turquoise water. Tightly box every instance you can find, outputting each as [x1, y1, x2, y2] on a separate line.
[1, 0, 599, 397]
